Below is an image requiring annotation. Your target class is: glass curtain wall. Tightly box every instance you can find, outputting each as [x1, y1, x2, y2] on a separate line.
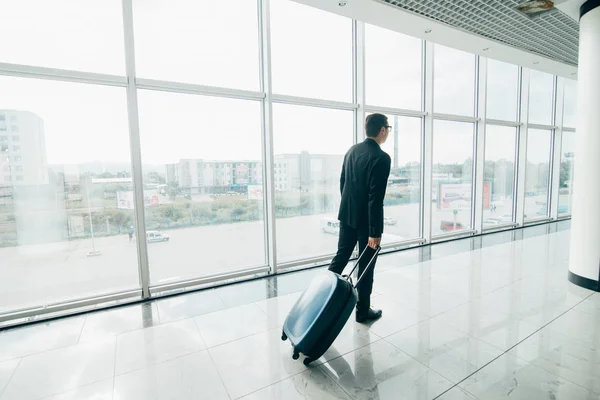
[0, 0, 576, 323]
[483, 126, 517, 227]
[559, 130, 576, 216]
[270, 0, 354, 264]
[365, 25, 423, 243]
[483, 59, 520, 227]
[524, 129, 553, 220]
[432, 121, 475, 235]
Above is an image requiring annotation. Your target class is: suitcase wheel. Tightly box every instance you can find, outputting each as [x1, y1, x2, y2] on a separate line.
[292, 351, 300, 360]
[281, 331, 287, 341]
[303, 358, 313, 366]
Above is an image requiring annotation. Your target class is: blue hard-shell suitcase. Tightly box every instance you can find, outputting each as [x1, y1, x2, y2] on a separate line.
[281, 246, 381, 366]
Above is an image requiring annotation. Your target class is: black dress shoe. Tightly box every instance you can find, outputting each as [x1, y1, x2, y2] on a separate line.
[356, 308, 382, 323]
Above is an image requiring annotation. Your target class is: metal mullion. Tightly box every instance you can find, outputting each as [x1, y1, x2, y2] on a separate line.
[473, 56, 487, 234]
[149, 266, 271, 295]
[528, 123, 558, 130]
[271, 94, 358, 111]
[550, 76, 565, 220]
[516, 67, 530, 226]
[136, 78, 265, 101]
[422, 41, 434, 243]
[258, 0, 277, 274]
[364, 105, 426, 118]
[0, 289, 142, 325]
[432, 229, 477, 241]
[485, 119, 522, 128]
[122, 0, 151, 299]
[0, 62, 128, 87]
[353, 20, 366, 145]
[482, 222, 519, 232]
[432, 113, 479, 123]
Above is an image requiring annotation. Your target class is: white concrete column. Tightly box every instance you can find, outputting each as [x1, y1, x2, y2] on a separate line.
[568, 0, 600, 291]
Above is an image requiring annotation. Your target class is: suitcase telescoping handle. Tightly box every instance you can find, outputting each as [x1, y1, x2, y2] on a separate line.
[345, 245, 381, 289]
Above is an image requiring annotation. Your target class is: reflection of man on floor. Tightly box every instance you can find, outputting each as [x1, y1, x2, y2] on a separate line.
[321, 338, 380, 399]
[328, 113, 392, 323]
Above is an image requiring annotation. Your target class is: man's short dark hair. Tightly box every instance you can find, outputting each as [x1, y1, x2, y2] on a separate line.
[365, 113, 388, 138]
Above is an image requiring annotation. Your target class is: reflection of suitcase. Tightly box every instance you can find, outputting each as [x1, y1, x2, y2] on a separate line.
[281, 246, 381, 366]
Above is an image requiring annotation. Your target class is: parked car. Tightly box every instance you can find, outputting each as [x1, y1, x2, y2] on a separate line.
[440, 220, 465, 232]
[321, 218, 340, 234]
[383, 217, 397, 226]
[147, 231, 170, 243]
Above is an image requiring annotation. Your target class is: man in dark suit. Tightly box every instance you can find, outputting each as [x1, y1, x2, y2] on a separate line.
[329, 113, 392, 323]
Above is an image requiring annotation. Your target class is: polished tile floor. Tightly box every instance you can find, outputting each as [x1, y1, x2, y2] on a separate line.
[1, 222, 599, 399]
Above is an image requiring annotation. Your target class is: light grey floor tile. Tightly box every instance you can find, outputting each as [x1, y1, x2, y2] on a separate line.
[433, 303, 540, 351]
[155, 289, 226, 323]
[320, 339, 454, 400]
[208, 328, 307, 399]
[1, 338, 115, 400]
[509, 327, 600, 395]
[435, 387, 480, 400]
[215, 279, 275, 308]
[113, 351, 228, 400]
[363, 294, 430, 338]
[115, 318, 205, 375]
[0, 317, 85, 362]
[544, 308, 600, 346]
[474, 319, 540, 352]
[254, 292, 301, 327]
[239, 368, 351, 400]
[317, 319, 381, 364]
[459, 353, 597, 400]
[385, 319, 503, 384]
[572, 294, 600, 317]
[78, 303, 160, 343]
[194, 303, 278, 348]
[41, 379, 114, 400]
[0, 359, 20, 397]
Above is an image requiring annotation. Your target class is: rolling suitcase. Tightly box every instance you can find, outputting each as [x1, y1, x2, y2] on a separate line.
[281, 245, 381, 366]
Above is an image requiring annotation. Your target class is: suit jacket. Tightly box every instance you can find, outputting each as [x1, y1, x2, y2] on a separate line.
[338, 139, 391, 237]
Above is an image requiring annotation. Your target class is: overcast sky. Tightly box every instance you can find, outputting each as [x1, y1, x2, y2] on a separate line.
[0, 0, 575, 168]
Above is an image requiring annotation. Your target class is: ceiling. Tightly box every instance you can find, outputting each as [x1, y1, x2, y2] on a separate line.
[293, 0, 581, 78]
[381, 0, 579, 66]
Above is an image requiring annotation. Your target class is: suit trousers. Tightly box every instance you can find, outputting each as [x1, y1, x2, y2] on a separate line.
[328, 223, 378, 312]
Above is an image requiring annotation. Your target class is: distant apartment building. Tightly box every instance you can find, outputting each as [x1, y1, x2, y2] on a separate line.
[0, 110, 65, 245]
[165, 152, 344, 194]
[0, 110, 48, 187]
[166, 159, 262, 194]
[274, 152, 343, 192]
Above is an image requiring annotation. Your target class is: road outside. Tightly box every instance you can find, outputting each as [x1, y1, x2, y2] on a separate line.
[0, 195, 559, 313]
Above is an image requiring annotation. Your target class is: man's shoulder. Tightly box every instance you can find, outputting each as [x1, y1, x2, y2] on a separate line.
[377, 148, 391, 163]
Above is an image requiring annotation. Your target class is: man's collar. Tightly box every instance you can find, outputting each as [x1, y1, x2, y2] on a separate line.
[364, 137, 380, 146]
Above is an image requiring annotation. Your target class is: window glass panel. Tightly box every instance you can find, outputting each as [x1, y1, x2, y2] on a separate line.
[380, 116, 422, 239]
[272, 104, 353, 264]
[0, 76, 136, 313]
[483, 126, 516, 227]
[432, 120, 474, 235]
[529, 70, 554, 125]
[0, 0, 125, 74]
[486, 60, 519, 121]
[563, 79, 578, 128]
[559, 131, 575, 215]
[434, 45, 475, 116]
[137, 91, 265, 282]
[133, 0, 259, 90]
[524, 129, 552, 220]
[270, 0, 352, 101]
[365, 25, 422, 110]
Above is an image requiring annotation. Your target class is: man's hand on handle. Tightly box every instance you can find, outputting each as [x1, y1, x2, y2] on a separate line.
[368, 237, 381, 249]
